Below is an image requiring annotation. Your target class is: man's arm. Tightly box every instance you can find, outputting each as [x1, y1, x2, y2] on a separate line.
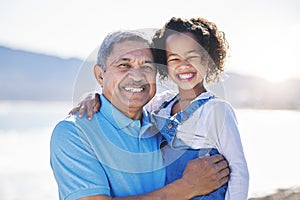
[79, 155, 229, 200]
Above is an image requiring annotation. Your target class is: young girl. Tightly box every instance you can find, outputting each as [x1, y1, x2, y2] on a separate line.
[72, 17, 249, 199]
[148, 17, 249, 200]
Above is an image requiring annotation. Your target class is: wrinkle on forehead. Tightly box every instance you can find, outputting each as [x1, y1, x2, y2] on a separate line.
[106, 41, 153, 67]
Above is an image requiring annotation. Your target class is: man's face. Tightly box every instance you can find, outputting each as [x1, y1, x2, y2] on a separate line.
[98, 40, 157, 118]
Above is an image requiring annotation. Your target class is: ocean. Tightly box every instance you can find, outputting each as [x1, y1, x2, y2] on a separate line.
[0, 101, 299, 199]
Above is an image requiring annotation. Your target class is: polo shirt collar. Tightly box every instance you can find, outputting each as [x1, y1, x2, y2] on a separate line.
[99, 94, 153, 132]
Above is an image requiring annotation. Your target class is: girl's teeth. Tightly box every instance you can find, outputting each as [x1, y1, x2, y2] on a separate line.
[178, 73, 193, 79]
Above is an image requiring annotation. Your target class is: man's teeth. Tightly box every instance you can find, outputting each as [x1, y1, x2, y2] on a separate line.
[125, 87, 144, 92]
[178, 73, 194, 79]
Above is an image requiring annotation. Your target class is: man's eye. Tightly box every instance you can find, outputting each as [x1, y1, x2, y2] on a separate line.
[141, 65, 154, 71]
[118, 63, 131, 68]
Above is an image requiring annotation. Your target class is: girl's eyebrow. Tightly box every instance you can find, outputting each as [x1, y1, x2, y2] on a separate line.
[167, 50, 200, 57]
[167, 53, 179, 57]
[186, 50, 199, 54]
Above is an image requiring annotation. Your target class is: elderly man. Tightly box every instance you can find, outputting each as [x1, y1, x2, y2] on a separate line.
[50, 30, 229, 200]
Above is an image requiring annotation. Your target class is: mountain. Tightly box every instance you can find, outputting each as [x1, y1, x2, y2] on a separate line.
[0, 46, 89, 101]
[222, 73, 300, 110]
[0, 45, 299, 109]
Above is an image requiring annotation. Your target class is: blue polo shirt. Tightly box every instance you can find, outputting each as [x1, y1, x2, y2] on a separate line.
[50, 94, 165, 200]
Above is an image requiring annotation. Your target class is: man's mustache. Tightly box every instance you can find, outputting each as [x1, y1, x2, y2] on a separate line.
[122, 81, 152, 88]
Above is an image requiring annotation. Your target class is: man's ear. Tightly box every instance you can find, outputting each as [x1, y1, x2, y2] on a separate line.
[94, 64, 105, 87]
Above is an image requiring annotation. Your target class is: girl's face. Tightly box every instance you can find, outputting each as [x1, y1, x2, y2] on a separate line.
[165, 32, 208, 90]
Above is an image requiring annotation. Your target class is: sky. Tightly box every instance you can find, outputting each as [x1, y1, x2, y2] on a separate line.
[0, 0, 299, 82]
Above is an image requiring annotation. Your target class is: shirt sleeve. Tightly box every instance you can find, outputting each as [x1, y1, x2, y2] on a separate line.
[50, 118, 111, 200]
[207, 101, 249, 200]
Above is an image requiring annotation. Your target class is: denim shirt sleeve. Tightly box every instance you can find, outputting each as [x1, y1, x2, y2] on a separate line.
[50, 118, 110, 199]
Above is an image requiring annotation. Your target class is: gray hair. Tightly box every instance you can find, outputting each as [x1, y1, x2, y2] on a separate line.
[97, 30, 151, 71]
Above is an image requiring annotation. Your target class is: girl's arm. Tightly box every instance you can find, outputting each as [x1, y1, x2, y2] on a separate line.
[69, 90, 177, 120]
[208, 100, 249, 200]
[69, 92, 101, 120]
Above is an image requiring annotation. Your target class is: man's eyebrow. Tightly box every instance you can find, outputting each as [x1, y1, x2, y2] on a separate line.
[117, 58, 131, 62]
[117, 58, 153, 64]
[145, 60, 154, 64]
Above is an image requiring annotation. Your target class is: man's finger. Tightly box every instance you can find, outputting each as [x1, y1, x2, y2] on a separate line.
[218, 175, 230, 187]
[214, 160, 229, 172]
[210, 154, 226, 164]
[218, 167, 230, 179]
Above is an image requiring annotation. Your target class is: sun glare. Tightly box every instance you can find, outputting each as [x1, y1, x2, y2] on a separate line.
[263, 72, 292, 83]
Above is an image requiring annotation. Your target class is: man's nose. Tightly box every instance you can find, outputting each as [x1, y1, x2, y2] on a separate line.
[127, 67, 144, 81]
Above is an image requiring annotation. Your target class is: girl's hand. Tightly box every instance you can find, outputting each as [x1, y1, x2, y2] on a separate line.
[69, 92, 101, 120]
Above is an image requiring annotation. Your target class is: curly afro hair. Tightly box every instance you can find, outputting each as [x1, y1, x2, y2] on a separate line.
[152, 17, 229, 83]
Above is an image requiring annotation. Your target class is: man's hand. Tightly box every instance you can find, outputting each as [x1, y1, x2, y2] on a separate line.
[181, 154, 230, 198]
[69, 92, 101, 120]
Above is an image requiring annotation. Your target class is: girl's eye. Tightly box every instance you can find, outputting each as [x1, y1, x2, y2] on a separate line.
[167, 58, 180, 62]
[187, 56, 201, 60]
